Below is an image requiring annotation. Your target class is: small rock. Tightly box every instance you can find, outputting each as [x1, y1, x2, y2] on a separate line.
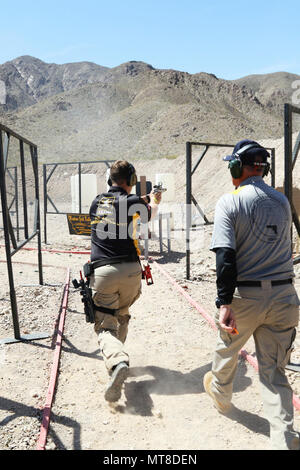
[45, 441, 56, 450]
[154, 410, 163, 418]
[0, 308, 10, 315]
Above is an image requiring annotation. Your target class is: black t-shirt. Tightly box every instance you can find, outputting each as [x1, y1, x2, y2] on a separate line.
[89, 186, 151, 262]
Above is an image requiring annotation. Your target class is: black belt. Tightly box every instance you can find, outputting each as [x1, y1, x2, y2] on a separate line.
[92, 254, 139, 269]
[84, 254, 139, 277]
[236, 279, 293, 287]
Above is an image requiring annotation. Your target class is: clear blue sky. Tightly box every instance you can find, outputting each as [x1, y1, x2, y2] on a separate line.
[1, 0, 299, 79]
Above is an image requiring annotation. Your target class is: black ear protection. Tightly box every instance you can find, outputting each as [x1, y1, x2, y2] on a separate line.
[126, 163, 137, 186]
[228, 143, 270, 179]
[107, 163, 137, 187]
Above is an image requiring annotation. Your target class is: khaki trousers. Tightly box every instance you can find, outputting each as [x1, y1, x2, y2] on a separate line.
[212, 281, 300, 450]
[89, 261, 142, 372]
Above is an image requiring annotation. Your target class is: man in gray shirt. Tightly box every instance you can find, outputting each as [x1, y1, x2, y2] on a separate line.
[204, 139, 300, 450]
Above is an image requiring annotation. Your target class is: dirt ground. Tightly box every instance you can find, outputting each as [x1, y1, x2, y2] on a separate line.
[0, 213, 299, 451]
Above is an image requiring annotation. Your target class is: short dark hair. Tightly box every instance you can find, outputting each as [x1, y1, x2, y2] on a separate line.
[241, 152, 267, 167]
[110, 160, 132, 185]
[242, 155, 264, 169]
[242, 154, 266, 175]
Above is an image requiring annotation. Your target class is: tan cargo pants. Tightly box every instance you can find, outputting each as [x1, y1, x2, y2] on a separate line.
[89, 261, 142, 372]
[211, 281, 300, 450]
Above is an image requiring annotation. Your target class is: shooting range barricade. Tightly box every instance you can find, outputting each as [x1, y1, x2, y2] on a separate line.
[284, 103, 300, 264]
[0, 123, 49, 344]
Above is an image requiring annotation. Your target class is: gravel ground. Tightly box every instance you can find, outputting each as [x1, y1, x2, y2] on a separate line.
[0, 267, 64, 450]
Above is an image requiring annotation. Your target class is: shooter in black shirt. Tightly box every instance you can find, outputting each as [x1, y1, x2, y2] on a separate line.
[89, 160, 161, 402]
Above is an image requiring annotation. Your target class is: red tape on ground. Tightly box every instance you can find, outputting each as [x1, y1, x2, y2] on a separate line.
[152, 260, 300, 412]
[36, 268, 70, 450]
[0, 244, 89, 255]
[0, 260, 66, 270]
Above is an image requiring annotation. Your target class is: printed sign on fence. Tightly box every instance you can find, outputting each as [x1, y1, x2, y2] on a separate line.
[67, 213, 91, 236]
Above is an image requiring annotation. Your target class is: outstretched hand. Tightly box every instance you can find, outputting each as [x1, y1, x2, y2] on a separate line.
[150, 190, 162, 204]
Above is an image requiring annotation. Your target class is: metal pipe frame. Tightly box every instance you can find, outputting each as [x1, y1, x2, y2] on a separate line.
[30, 145, 43, 285]
[0, 130, 20, 339]
[186, 140, 276, 280]
[0, 166, 19, 241]
[283, 103, 300, 371]
[0, 123, 47, 344]
[284, 103, 300, 242]
[43, 160, 115, 244]
[158, 212, 171, 254]
[141, 212, 171, 260]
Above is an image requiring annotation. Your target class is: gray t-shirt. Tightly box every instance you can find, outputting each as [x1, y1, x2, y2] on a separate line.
[210, 176, 294, 281]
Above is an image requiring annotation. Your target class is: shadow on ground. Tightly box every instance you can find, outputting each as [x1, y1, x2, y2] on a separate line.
[144, 250, 186, 265]
[113, 359, 269, 438]
[0, 396, 81, 450]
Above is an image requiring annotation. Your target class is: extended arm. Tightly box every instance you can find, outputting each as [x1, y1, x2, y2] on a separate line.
[141, 191, 162, 220]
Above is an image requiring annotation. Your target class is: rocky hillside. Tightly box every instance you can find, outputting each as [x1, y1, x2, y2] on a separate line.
[0, 56, 298, 163]
[0, 55, 109, 111]
[235, 71, 300, 114]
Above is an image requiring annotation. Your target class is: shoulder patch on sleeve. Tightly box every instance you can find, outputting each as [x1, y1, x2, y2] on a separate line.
[230, 185, 247, 195]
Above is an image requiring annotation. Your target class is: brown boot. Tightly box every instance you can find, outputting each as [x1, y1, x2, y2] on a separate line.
[203, 371, 232, 414]
[105, 362, 129, 402]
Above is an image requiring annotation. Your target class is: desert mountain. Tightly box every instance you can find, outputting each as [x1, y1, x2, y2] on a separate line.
[235, 71, 300, 113]
[0, 56, 297, 162]
[0, 55, 109, 111]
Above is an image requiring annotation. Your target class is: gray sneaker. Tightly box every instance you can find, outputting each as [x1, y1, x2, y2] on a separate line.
[104, 362, 129, 402]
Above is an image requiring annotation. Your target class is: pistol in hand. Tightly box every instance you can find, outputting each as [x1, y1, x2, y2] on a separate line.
[153, 182, 167, 194]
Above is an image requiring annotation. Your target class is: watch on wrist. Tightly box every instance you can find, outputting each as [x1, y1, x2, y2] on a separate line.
[215, 297, 231, 309]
